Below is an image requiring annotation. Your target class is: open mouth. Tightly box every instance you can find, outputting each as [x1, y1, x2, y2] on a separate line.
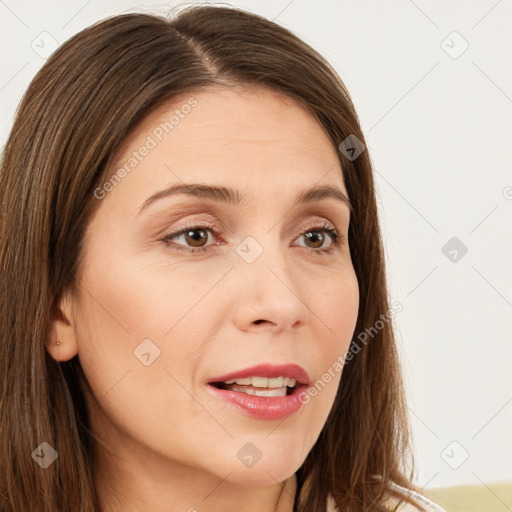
[206, 372, 309, 420]
[209, 376, 300, 397]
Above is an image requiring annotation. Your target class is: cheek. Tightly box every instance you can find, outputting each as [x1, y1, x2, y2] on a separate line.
[77, 242, 232, 338]
[73, 266, 224, 463]
[73, 250, 232, 419]
[301, 268, 359, 412]
[314, 267, 359, 352]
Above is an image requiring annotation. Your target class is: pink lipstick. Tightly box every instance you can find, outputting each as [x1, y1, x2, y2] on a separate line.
[207, 363, 310, 420]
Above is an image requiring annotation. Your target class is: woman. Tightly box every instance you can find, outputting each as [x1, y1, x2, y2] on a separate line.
[0, 5, 447, 512]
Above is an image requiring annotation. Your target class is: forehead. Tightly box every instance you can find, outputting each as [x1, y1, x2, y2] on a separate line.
[106, 85, 347, 205]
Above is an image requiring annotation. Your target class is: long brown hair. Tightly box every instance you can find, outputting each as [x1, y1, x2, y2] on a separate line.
[0, 5, 422, 511]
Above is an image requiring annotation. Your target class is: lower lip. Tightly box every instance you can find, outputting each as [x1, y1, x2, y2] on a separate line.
[207, 384, 308, 420]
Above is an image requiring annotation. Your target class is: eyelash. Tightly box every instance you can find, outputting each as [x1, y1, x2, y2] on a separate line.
[160, 219, 345, 256]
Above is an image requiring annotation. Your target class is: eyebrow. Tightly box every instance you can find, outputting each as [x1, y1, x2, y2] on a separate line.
[138, 182, 352, 214]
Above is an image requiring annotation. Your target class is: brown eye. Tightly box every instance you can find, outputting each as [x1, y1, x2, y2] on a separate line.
[161, 226, 217, 253]
[183, 228, 209, 247]
[162, 220, 342, 256]
[293, 223, 343, 255]
[303, 231, 326, 249]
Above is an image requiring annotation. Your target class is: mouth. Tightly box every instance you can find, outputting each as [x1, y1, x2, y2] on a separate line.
[206, 363, 310, 420]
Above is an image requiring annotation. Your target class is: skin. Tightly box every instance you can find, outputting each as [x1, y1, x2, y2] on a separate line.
[48, 85, 360, 512]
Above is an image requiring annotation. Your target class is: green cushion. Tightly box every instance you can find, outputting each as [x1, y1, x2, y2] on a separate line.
[424, 482, 512, 512]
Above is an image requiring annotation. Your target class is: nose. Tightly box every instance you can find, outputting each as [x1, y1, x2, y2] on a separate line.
[231, 235, 310, 334]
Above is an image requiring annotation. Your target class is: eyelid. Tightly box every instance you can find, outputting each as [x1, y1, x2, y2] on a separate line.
[158, 216, 221, 238]
[291, 218, 337, 239]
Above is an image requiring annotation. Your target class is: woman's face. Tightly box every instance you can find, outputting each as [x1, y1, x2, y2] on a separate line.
[52, 85, 359, 490]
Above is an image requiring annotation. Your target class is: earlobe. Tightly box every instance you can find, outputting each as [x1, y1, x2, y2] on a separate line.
[47, 292, 79, 361]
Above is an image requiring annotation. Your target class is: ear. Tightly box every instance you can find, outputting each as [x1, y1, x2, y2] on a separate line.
[47, 291, 79, 362]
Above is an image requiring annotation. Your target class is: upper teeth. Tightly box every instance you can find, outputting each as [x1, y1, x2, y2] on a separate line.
[223, 376, 296, 388]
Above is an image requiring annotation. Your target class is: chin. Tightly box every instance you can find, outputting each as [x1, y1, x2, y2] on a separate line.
[208, 445, 304, 487]
[223, 465, 297, 487]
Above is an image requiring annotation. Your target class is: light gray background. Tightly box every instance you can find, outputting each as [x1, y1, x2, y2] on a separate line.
[1, 0, 511, 492]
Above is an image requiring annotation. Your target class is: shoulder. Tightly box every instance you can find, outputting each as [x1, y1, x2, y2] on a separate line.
[326, 481, 447, 512]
